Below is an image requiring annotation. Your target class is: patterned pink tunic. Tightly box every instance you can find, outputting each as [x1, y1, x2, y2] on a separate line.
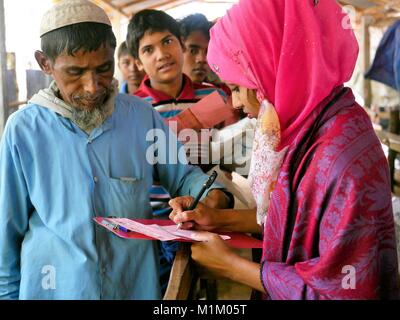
[261, 87, 400, 300]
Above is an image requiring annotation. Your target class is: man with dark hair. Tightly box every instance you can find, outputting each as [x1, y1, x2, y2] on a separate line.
[117, 41, 145, 95]
[0, 0, 231, 300]
[126, 9, 230, 122]
[179, 13, 212, 84]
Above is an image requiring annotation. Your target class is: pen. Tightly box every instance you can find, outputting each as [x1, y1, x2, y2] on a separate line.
[102, 218, 131, 233]
[176, 170, 218, 229]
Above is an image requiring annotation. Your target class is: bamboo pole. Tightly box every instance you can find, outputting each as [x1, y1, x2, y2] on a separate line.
[0, 0, 7, 137]
[361, 15, 373, 108]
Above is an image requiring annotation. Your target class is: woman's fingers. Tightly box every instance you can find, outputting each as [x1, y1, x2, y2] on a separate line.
[190, 231, 218, 242]
[169, 196, 194, 220]
[173, 210, 197, 224]
[178, 221, 195, 230]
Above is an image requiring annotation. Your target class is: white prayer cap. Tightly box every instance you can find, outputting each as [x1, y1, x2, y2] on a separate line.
[40, 0, 112, 37]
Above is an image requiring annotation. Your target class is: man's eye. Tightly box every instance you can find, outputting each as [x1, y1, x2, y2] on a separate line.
[67, 69, 83, 76]
[232, 87, 240, 92]
[164, 38, 173, 45]
[190, 49, 199, 55]
[97, 64, 111, 73]
[143, 47, 153, 54]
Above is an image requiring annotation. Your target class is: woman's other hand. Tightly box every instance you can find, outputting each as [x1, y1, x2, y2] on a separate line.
[190, 231, 235, 277]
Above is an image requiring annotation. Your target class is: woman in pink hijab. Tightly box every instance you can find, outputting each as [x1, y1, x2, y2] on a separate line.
[169, 0, 399, 299]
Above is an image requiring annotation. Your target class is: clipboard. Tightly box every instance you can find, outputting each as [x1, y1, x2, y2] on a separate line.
[93, 217, 263, 249]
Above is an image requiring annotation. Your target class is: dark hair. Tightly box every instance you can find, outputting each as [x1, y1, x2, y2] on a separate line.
[41, 22, 116, 62]
[179, 13, 211, 41]
[117, 41, 130, 59]
[126, 9, 181, 59]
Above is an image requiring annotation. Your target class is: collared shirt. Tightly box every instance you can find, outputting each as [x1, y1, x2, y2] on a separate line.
[134, 74, 227, 119]
[119, 81, 129, 94]
[0, 94, 222, 299]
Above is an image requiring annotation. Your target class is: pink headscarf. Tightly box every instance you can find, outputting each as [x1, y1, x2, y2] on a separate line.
[208, 0, 359, 225]
[208, 0, 359, 149]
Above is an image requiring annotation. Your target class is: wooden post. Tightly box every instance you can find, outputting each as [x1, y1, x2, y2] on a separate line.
[0, 0, 7, 137]
[361, 15, 372, 109]
[388, 108, 400, 192]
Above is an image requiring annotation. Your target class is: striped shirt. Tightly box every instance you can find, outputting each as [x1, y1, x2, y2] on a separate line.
[134, 74, 227, 120]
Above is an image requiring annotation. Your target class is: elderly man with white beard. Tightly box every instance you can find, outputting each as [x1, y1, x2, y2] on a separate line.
[0, 0, 232, 300]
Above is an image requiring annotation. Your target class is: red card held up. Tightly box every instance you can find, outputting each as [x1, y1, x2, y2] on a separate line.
[189, 91, 235, 128]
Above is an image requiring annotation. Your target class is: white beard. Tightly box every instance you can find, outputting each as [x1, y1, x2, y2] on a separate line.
[71, 103, 108, 133]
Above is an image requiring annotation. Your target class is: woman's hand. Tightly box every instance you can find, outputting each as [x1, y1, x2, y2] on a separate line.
[191, 231, 266, 293]
[169, 196, 220, 231]
[190, 231, 236, 278]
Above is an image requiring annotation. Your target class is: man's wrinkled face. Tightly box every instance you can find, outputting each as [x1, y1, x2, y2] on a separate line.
[37, 44, 115, 111]
[136, 31, 183, 85]
[182, 31, 210, 83]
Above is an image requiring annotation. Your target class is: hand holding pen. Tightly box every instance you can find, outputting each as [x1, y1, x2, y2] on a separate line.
[174, 171, 218, 230]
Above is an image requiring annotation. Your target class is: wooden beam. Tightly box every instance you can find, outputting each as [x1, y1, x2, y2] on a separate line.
[361, 15, 372, 108]
[338, 0, 376, 9]
[375, 129, 400, 153]
[0, 0, 7, 137]
[122, 0, 192, 13]
[118, 0, 163, 15]
[367, 0, 400, 11]
[120, 0, 150, 10]
[95, 0, 129, 18]
[163, 243, 196, 300]
[388, 109, 400, 191]
[150, 0, 194, 11]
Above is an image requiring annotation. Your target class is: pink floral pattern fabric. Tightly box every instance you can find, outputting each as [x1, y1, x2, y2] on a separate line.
[261, 88, 400, 300]
[249, 100, 288, 225]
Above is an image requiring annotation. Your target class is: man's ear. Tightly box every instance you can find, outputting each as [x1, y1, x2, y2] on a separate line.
[135, 59, 145, 72]
[34, 51, 53, 75]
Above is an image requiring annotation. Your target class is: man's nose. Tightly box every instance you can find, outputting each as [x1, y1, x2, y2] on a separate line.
[195, 50, 207, 64]
[128, 62, 136, 72]
[156, 46, 170, 61]
[83, 72, 101, 95]
[132, 61, 141, 72]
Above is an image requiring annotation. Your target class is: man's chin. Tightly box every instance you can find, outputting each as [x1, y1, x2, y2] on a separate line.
[192, 76, 206, 83]
[72, 100, 104, 112]
[84, 105, 100, 112]
[72, 105, 97, 113]
[156, 74, 182, 85]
